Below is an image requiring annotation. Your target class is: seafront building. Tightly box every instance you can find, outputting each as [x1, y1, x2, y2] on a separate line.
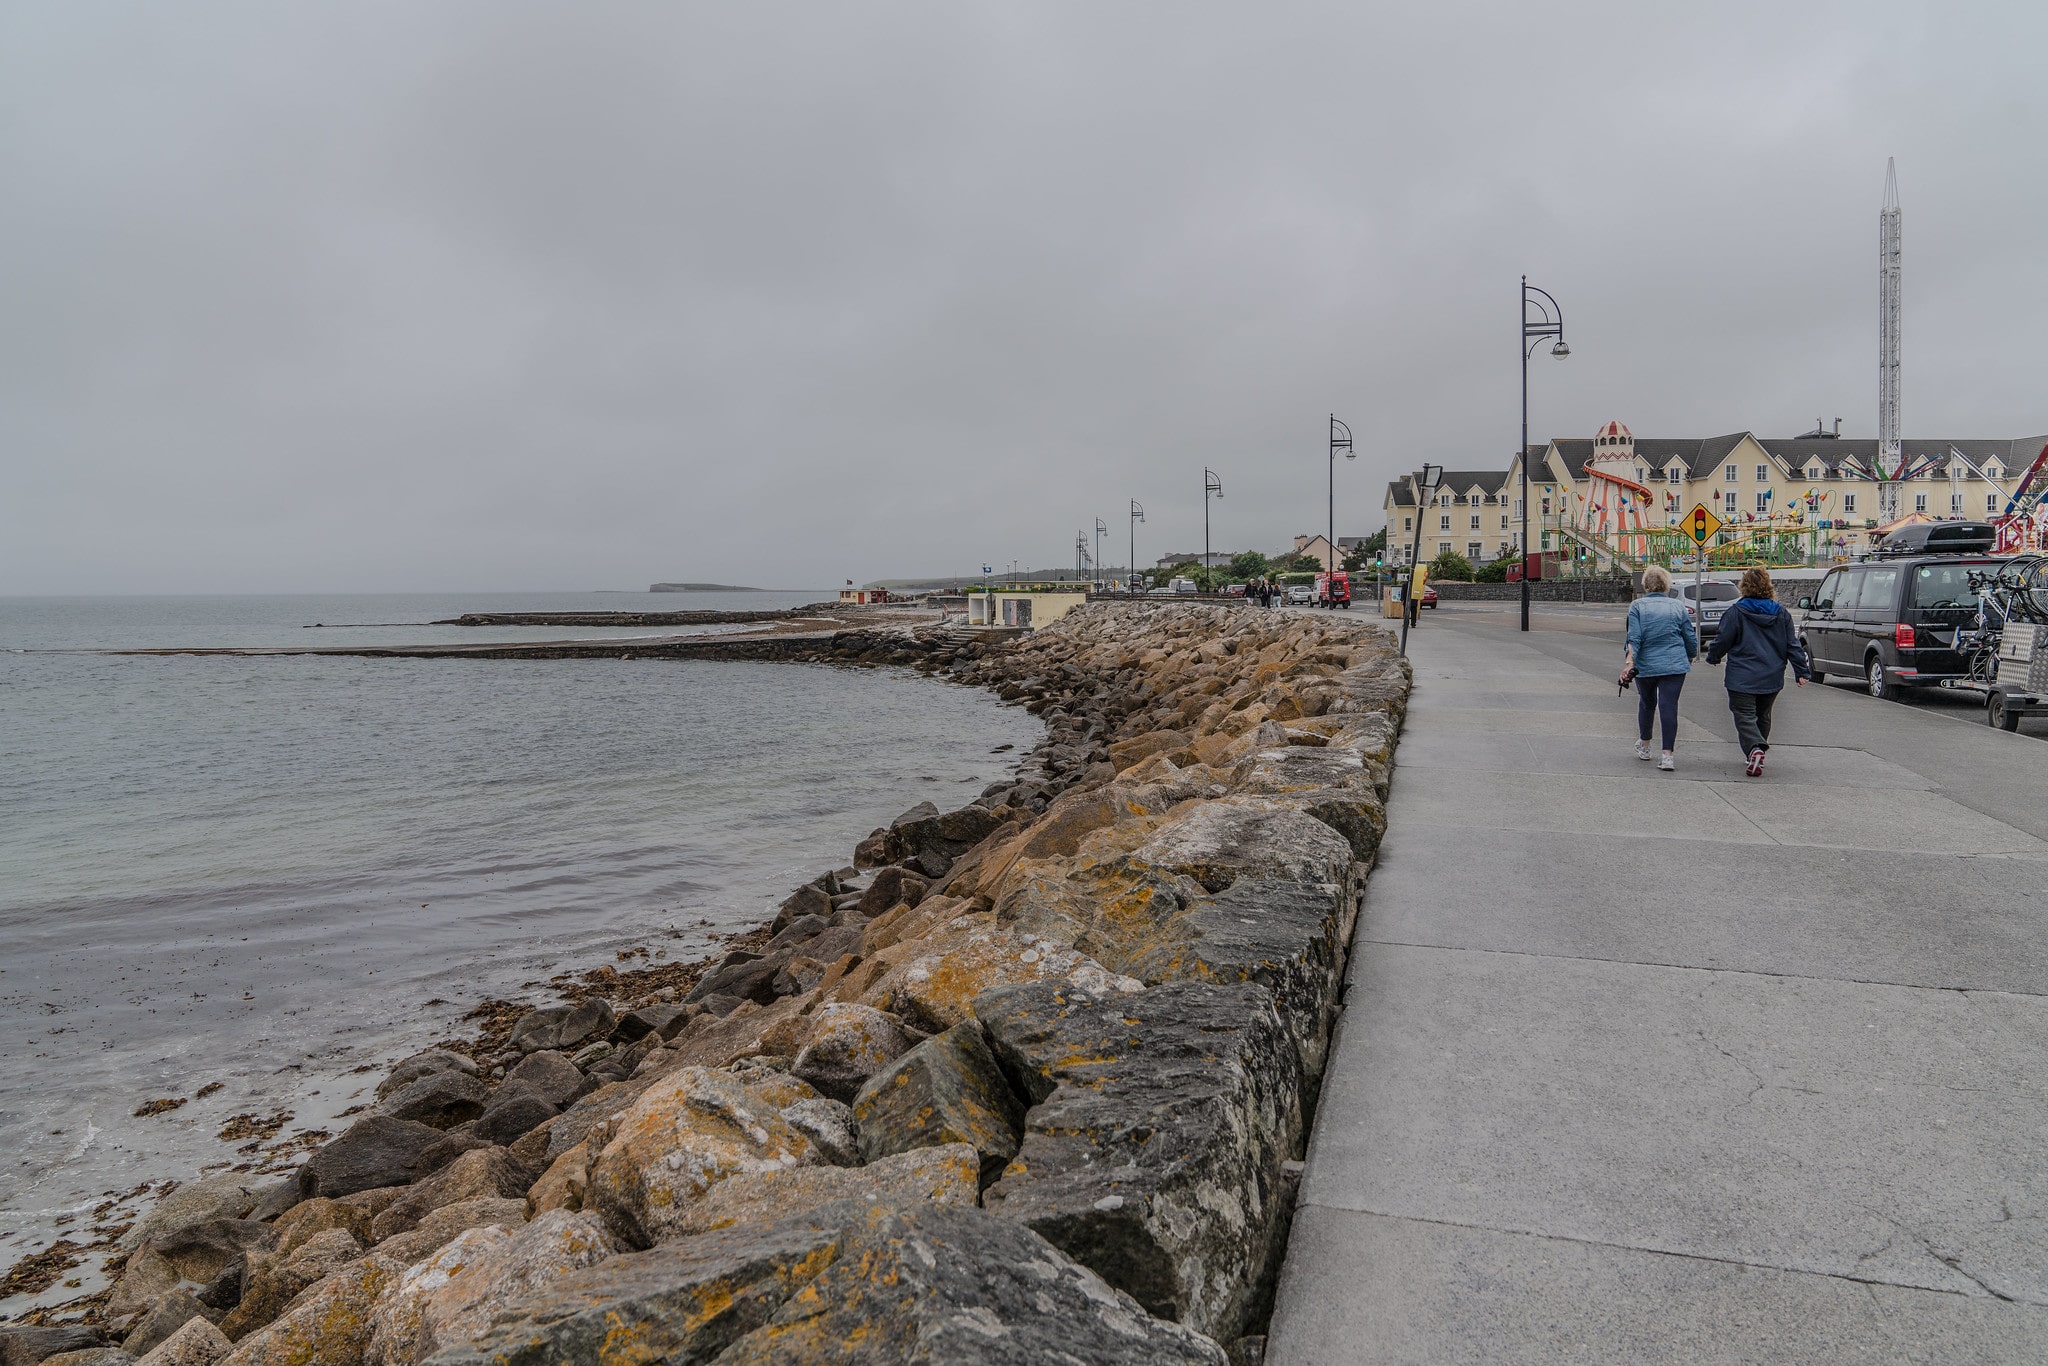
[1382, 421, 2048, 569]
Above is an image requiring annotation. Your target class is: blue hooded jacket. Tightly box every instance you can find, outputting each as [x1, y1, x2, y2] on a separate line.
[1707, 597, 1811, 694]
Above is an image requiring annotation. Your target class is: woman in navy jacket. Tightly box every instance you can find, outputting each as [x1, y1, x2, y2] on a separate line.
[1705, 566, 1811, 776]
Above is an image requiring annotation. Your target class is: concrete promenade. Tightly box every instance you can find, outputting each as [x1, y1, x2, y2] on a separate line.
[1268, 606, 2048, 1362]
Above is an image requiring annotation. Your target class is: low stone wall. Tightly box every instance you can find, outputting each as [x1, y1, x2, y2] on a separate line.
[49, 604, 1411, 1366]
[1429, 578, 1631, 603]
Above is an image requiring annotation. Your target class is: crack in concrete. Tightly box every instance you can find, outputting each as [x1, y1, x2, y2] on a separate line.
[1694, 1027, 1766, 1116]
[1863, 1209, 2019, 1304]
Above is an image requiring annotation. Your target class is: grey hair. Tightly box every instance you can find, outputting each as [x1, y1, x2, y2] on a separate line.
[1641, 565, 1672, 593]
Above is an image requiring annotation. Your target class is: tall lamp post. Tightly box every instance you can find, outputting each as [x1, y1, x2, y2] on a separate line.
[1129, 500, 1145, 596]
[1093, 518, 1108, 592]
[1402, 463, 1445, 658]
[1520, 277, 1570, 631]
[1203, 468, 1223, 589]
[1329, 415, 1355, 571]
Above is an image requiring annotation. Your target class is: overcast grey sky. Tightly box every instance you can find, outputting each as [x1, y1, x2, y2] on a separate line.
[4, 1, 2045, 593]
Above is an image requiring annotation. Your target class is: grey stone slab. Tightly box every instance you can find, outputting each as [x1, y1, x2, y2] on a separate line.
[1394, 729, 1932, 789]
[1358, 827, 2048, 995]
[1267, 1207, 2048, 1366]
[1707, 782, 2048, 855]
[1384, 767, 1774, 844]
[1303, 943, 2048, 1303]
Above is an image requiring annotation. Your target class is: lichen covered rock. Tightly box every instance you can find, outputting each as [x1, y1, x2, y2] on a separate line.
[586, 1066, 823, 1249]
[852, 1020, 1025, 1185]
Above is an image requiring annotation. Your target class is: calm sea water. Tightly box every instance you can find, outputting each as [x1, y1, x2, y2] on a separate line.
[0, 593, 1035, 1309]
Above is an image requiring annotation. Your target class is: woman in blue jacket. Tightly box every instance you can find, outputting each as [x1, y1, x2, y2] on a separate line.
[1626, 565, 1699, 771]
[1705, 566, 1810, 776]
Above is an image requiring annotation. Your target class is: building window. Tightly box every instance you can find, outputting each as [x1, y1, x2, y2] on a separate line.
[1914, 493, 1928, 513]
[1540, 497, 1551, 515]
[1723, 491, 1737, 512]
[1843, 493, 1857, 514]
[1988, 492, 2001, 512]
[1469, 514, 1481, 530]
[1437, 541, 1451, 557]
[1756, 492, 1770, 512]
[1500, 515, 1509, 530]
[1440, 514, 1451, 531]
[1513, 499, 1523, 516]
[1467, 542, 1483, 560]
[1668, 467, 1682, 484]
[1403, 515, 1412, 531]
[1725, 464, 1738, 482]
[1953, 493, 1964, 514]
[1756, 465, 1769, 482]
[1636, 468, 1646, 484]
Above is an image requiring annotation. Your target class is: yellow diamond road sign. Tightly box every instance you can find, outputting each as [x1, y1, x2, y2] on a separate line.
[1683, 502, 1723, 546]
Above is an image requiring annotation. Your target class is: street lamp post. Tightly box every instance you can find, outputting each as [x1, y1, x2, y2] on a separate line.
[1402, 463, 1445, 658]
[1204, 468, 1223, 590]
[1329, 416, 1355, 572]
[1129, 500, 1145, 596]
[1093, 518, 1108, 592]
[1520, 277, 1570, 631]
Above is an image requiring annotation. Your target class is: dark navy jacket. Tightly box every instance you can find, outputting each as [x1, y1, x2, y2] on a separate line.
[1706, 598, 1811, 694]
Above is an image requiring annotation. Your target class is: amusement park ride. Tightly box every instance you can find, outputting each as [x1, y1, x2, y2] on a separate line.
[1546, 435, 2048, 573]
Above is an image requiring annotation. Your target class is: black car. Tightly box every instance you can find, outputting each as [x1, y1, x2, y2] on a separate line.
[1797, 554, 2004, 699]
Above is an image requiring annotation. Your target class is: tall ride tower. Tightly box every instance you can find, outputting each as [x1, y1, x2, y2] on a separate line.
[1877, 158, 1903, 520]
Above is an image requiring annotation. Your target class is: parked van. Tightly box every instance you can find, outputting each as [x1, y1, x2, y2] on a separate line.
[1313, 571, 1352, 609]
[1797, 554, 2004, 699]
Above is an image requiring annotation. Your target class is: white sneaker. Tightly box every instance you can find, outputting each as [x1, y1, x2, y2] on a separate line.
[1634, 740, 1653, 761]
[1657, 753, 1676, 771]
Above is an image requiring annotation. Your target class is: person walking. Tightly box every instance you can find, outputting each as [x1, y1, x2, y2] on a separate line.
[1625, 565, 1697, 771]
[1705, 566, 1810, 777]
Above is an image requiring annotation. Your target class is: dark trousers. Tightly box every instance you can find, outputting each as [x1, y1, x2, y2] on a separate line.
[1635, 674, 1685, 751]
[1727, 690, 1779, 754]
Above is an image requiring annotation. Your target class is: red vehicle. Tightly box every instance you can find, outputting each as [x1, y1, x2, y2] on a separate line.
[1314, 571, 1352, 609]
[1421, 584, 1438, 609]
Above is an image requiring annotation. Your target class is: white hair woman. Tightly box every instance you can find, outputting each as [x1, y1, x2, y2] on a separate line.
[1625, 565, 1698, 770]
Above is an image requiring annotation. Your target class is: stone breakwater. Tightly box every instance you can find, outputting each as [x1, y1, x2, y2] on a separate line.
[10, 603, 1409, 1366]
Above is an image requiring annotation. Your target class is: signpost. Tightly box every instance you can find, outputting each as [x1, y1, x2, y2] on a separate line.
[1682, 502, 1723, 608]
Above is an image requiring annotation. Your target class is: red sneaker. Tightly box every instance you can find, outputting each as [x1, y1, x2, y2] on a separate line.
[1746, 748, 1766, 777]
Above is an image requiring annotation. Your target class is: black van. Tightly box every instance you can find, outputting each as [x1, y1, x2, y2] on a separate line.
[1797, 555, 2003, 698]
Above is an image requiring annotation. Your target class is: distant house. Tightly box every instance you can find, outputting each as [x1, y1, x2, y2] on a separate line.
[839, 588, 889, 604]
[1289, 534, 1338, 571]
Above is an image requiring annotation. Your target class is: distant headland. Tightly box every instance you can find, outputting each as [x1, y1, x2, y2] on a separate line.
[649, 582, 768, 592]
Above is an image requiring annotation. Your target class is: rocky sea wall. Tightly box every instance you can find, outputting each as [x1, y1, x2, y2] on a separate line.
[6, 603, 1410, 1366]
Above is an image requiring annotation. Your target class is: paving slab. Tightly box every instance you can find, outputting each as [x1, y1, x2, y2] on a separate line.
[1269, 1208, 2048, 1366]
[1359, 827, 2048, 995]
[1270, 612, 2048, 1361]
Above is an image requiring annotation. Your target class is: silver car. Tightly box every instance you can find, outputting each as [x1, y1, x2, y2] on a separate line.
[1669, 579, 1738, 637]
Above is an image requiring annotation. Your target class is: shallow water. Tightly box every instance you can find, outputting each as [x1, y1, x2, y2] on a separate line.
[0, 594, 1034, 1312]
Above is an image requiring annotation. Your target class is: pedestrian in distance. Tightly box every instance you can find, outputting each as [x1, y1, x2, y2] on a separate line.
[1624, 565, 1697, 771]
[1705, 566, 1810, 777]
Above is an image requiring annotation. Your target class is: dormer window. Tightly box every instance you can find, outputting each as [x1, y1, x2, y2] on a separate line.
[1667, 467, 1682, 484]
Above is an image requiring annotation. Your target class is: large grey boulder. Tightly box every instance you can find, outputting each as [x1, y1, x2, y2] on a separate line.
[422, 1201, 1225, 1365]
[376, 1050, 478, 1102]
[501, 1051, 585, 1108]
[790, 1003, 909, 1103]
[1131, 874, 1352, 1080]
[852, 1020, 1023, 1186]
[132, 1316, 228, 1366]
[507, 1000, 615, 1055]
[472, 1091, 556, 1146]
[119, 1176, 266, 1250]
[378, 1071, 489, 1130]
[978, 979, 1303, 1345]
[119, 1291, 209, 1358]
[299, 1115, 448, 1198]
[0, 1326, 107, 1365]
